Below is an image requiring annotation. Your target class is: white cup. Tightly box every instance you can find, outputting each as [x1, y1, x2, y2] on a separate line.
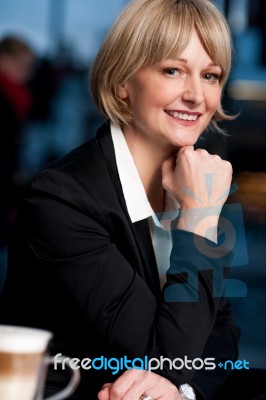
[0, 325, 80, 400]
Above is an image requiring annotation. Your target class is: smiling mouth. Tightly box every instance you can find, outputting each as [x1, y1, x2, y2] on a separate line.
[165, 110, 200, 121]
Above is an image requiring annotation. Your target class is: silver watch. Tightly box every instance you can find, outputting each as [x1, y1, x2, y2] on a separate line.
[179, 383, 196, 400]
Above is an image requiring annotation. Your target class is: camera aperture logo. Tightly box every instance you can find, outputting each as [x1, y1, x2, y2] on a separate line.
[54, 354, 250, 375]
[152, 178, 249, 302]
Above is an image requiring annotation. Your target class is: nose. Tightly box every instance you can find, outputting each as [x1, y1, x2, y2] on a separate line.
[182, 76, 204, 105]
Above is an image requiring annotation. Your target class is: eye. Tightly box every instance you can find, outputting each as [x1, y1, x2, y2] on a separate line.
[203, 73, 221, 83]
[163, 68, 180, 78]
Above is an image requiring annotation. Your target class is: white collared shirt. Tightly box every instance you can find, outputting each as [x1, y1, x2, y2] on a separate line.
[111, 123, 180, 287]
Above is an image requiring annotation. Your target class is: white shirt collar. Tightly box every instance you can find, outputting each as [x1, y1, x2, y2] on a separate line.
[111, 123, 153, 223]
[111, 123, 180, 224]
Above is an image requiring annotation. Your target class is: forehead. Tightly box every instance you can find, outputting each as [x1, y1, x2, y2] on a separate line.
[177, 30, 214, 60]
[144, 23, 224, 68]
[152, 31, 221, 69]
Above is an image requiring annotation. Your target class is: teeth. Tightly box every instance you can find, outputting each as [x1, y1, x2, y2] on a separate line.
[167, 111, 198, 121]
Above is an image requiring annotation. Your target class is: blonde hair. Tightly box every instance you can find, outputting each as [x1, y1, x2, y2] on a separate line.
[90, 0, 234, 132]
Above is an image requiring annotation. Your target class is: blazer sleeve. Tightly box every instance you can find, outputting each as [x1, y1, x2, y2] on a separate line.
[4, 167, 239, 396]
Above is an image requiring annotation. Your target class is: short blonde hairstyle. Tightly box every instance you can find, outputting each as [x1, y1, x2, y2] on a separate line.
[90, 0, 234, 132]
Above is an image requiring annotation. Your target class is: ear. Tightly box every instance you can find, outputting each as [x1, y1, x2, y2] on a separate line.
[116, 83, 129, 99]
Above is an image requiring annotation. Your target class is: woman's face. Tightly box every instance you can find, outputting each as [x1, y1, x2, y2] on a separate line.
[118, 30, 222, 151]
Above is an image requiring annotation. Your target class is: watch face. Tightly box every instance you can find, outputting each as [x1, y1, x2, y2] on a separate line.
[180, 383, 196, 400]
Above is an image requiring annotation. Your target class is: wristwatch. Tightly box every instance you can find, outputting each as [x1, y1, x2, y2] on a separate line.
[179, 383, 196, 400]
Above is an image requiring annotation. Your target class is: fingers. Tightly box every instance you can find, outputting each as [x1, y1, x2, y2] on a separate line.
[98, 384, 111, 400]
[162, 147, 195, 192]
[136, 374, 180, 400]
[109, 369, 147, 400]
[104, 369, 181, 400]
[163, 146, 233, 209]
[162, 156, 175, 192]
[177, 145, 194, 155]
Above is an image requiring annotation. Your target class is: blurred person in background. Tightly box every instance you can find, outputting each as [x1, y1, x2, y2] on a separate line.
[0, 35, 35, 246]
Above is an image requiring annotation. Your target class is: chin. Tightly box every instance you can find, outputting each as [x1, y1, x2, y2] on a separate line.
[172, 136, 199, 148]
[170, 129, 201, 143]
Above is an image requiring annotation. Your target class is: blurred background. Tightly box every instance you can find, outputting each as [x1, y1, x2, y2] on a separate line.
[0, 0, 265, 370]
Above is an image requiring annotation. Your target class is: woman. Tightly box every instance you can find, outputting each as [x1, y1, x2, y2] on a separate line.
[1, 0, 264, 399]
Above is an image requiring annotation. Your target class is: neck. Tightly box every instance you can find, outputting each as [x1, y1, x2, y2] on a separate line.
[123, 127, 175, 213]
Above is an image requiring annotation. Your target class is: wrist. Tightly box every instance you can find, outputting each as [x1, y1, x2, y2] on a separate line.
[176, 207, 220, 243]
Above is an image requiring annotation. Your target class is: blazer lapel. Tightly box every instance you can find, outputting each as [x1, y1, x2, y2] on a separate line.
[97, 123, 161, 297]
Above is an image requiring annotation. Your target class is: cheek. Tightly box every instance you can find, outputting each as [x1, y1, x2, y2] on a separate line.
[129, 89, 156, 112]
[206, 88, 221, 112]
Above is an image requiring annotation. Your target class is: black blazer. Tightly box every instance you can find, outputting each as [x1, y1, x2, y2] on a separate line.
[0, 123, 240, 399]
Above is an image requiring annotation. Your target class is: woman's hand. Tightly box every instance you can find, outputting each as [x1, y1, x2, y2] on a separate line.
[162, 146, 233, 242]
[97, 369, 181, 400]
